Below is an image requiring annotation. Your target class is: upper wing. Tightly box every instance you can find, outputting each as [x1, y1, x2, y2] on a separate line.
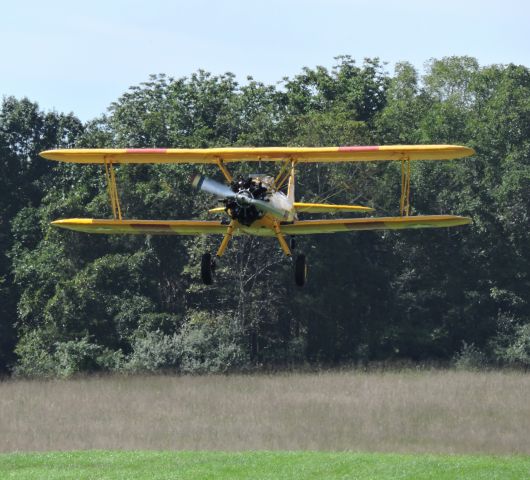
[40, 145, 475, 164]
[51, 218, 228, 235]
[281, 215, 471, 235]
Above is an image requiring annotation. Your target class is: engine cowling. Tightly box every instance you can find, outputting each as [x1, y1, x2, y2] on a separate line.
[225, 177, 269, 226]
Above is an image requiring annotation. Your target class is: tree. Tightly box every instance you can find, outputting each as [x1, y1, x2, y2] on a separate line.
[0, 97, 83, 372]
[6, 57, 530, 375]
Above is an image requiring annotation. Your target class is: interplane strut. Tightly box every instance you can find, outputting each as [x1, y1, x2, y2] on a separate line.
[103, 156, 122, 220]
[400, 156, 412, 217]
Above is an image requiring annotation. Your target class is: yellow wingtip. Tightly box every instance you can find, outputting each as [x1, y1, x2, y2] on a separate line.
[40, 150, 55, 160]
[461, 147, 476, 158]
[40, 149, 71, 161]
[51, 218, 94, 226]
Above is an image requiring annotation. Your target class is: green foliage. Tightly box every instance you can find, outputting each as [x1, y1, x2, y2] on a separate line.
[491, 318, 530, 368]
[453, 342, 488, 371]
[13, 330, 120, 378]
[13, 329, 56, 377]
[3, 57, 530, 375]
[177, 312, 248, 373]
[52, 338, 108, 377]
[123, 313, 248, 373]
[125, 330, 180, 372]
[500, 324, 530, 367]
[0, 97, 83, 373]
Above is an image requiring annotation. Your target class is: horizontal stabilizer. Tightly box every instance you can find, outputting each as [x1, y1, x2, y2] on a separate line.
[208, 207, 228, 214]
[294, 202, 374, 213]
[51, 219, 228, 235]
[209, 203, 374, 215]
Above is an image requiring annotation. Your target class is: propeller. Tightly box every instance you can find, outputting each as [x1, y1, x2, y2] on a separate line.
[192, 174, 288, 220]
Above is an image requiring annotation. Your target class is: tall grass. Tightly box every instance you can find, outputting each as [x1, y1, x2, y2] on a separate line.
[1, 370, 529, 454]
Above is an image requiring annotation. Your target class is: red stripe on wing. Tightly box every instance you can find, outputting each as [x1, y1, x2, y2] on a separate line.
[125, 149, 168, 154]
[337, 146, 379, 152]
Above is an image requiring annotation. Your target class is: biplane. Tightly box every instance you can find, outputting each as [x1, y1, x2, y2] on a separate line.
[40, 145, 474, 286]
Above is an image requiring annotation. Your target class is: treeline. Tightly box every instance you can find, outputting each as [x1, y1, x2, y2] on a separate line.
[1, 56, 529, 376]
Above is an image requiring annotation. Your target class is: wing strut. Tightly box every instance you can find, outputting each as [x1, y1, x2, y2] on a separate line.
[274, 159, 296, 191]
[400, 156, 411, 216]
[103, 156, 122, 220]
[215, 158, 233, 183]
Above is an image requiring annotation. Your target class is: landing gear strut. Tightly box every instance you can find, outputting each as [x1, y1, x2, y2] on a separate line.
[201, 237, 307, 286]
[201, 253, 216, 285]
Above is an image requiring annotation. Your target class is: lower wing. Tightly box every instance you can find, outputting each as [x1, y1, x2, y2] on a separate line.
[51, 218, 228, 235]
[52, 215, 471, 236]
[281, 215, 471, 234]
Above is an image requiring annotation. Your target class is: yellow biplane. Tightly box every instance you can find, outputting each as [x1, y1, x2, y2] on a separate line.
[40, 145, 474, 286]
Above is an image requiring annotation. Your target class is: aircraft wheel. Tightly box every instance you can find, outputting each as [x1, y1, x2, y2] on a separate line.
[201, 253, 215, 285]
[294, 254, 307, 287]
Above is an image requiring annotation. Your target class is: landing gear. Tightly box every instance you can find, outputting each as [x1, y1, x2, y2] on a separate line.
[294, 254, 307, 287]
[201, 253, 216, 285]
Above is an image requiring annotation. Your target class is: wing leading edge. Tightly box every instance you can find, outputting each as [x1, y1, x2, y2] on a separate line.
[280, 215, 472, 235]
[51, 219, 228, 235]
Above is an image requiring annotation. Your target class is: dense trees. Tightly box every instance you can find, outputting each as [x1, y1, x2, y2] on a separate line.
[1, 56, 530, 376]
[0, 99, 83, 373]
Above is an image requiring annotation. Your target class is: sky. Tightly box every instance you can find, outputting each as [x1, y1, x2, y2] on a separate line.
[1, 0, 528, 122]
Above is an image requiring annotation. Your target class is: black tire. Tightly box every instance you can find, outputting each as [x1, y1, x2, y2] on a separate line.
[201, 253, 214, 285]
[294, 254, 307, 287]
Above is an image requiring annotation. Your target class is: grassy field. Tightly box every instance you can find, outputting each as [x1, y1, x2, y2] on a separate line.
[1, 370, 529, 454]
[1, 450, 530, 480]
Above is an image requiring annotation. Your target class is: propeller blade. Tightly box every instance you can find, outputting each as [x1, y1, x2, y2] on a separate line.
[192, 174, 289, 220]
[191, 174, 234, 198]
[249, 198, 289, 220]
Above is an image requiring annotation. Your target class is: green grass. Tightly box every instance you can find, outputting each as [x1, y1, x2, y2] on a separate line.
[1, 451, 529, 480]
